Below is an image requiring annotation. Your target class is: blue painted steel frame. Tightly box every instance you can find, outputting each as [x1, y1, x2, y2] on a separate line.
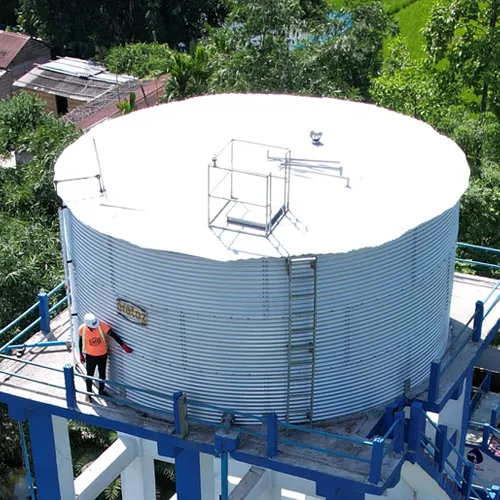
[0, 391, 404, 499]
[27, 412, 61, 499]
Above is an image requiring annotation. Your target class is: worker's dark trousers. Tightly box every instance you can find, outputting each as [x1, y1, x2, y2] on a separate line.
[86, 353, 108, 394]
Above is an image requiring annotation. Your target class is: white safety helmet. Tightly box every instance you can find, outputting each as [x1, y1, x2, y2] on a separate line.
[83, 313, 98, 329]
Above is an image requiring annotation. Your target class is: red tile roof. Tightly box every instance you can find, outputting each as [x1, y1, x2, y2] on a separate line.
[0, 31, 30, 69]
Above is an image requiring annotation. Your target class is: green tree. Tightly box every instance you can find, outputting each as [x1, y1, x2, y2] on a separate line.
[17, 0, 226, 58]
[0, 115, 80, 222]
[163, 44, 210, 102]
[437, 108, 500, 176]
[104, 43, 173, 79]
[423, 0, 500, 114]
[0, 92, 46, 158]
[370, 37, 458, 122]
[204, 0, 392, 98]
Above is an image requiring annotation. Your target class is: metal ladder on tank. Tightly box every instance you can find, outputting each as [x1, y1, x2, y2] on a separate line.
[286, 255, 318, 425]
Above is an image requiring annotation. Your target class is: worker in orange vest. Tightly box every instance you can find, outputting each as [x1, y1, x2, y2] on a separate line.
[79, 313, 132, 402]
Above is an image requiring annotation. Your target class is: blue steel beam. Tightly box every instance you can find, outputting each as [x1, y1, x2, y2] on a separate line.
[0, 391, 401, 497]
[175, 449, 201, 500]
[27, 413, 62, 500]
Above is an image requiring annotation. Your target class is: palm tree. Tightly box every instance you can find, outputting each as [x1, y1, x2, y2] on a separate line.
[163, 45, 211, 102]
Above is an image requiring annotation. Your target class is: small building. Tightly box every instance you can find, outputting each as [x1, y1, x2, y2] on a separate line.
[0, 30, 51, 100]
[13, 57, 136, 115]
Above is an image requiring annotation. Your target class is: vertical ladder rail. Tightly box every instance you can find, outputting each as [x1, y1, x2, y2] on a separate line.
[286, 255, 318, 425]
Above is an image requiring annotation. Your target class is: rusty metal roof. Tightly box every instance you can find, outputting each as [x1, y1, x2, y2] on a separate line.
[64, 75, 167, 130]
[0, 31, 30, 69]
[13, 57, 136, 102]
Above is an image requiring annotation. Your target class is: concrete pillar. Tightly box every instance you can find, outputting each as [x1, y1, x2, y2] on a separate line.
[201, 453, 215, 499]
[121, 438, 156, 500]
[175, 449, 201, 500]
[28, 413, 75, 500]
[74, 437, 138, 500]
[439, 372, 471, 467]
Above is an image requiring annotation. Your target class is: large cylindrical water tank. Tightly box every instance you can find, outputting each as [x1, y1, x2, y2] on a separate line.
[55, 94, 469, 423]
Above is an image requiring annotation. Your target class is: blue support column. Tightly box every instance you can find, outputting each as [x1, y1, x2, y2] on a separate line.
[472, 301, 484, 342]
[429, 361, 441, 402]
[38, 292, 50, 335]
[369, 437, 384, 484]
[408, 402, 425, 460]
[64, 364, 76, 409]
[214, 431, 240, 500]
[175, 449, 201, 500]
[435, 424, 447, 473]
[221, 451, 229, 500]
[393, 410, 405, 454]
[267, 413, 278, 458]
[28, 412, 62, 500]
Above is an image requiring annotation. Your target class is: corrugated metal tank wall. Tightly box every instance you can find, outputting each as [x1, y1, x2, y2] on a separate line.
[65, 203, 459, 423]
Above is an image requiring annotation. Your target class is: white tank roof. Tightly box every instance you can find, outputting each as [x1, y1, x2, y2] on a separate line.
[54, 94, 470, 261]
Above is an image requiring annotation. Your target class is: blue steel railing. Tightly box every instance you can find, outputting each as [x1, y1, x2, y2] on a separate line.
[427, 243, 500, 403]
[0, 242, 499, 488]
[0, 352, 404, 484]
[470, 371, 493, 418]
[416, 412, 500, 499]
[0, 281, 67, 355]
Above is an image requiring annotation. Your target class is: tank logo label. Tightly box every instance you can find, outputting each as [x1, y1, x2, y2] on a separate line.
[116, 299, 147, 326]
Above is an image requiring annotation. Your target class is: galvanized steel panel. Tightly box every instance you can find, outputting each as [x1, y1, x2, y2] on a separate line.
[65, 203, 459, 423]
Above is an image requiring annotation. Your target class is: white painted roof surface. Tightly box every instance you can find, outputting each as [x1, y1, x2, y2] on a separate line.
[54, 94, 470, 261]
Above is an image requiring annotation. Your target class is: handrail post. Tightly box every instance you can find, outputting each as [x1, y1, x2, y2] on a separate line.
[435, 424, 447, 473]
[369, 437, 384, 484]
[491, 404, 499, 428]
[472, 301, 484, 342]
[482, 425, 490, 450]
[393, 410, 405, 454]
[408, 402, 425, 462]
[38, 292, 50, 335]
[266, 413, 278, 458]
[173, 391, 189, 438]
[64, 364, 76, 409]
[460, 462, 473, 497]
[429, 361, 441, 402]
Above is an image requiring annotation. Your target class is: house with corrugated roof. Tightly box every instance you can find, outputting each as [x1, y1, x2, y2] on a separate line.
[13, 56, 137, 115]
[0, 30, 51, 99]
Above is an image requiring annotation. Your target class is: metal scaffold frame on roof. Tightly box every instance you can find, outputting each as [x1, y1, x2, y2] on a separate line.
[208, 139, 291, 238]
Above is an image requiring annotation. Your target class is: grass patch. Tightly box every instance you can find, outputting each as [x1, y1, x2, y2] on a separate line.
[328, 0, 437, 59]
[384, 0, 420, 15]
[394, 0, 435, 58]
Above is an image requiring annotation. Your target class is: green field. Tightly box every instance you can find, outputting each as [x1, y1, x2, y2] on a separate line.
[329, 0, 437, 59]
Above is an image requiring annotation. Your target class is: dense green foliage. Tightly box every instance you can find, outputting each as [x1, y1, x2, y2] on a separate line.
[371, 4, 500, 274]
[104, 43, 173, 79]
[17, 0, 227, 58]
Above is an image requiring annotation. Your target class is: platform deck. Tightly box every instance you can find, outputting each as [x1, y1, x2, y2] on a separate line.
[0, 272, 499, 485]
